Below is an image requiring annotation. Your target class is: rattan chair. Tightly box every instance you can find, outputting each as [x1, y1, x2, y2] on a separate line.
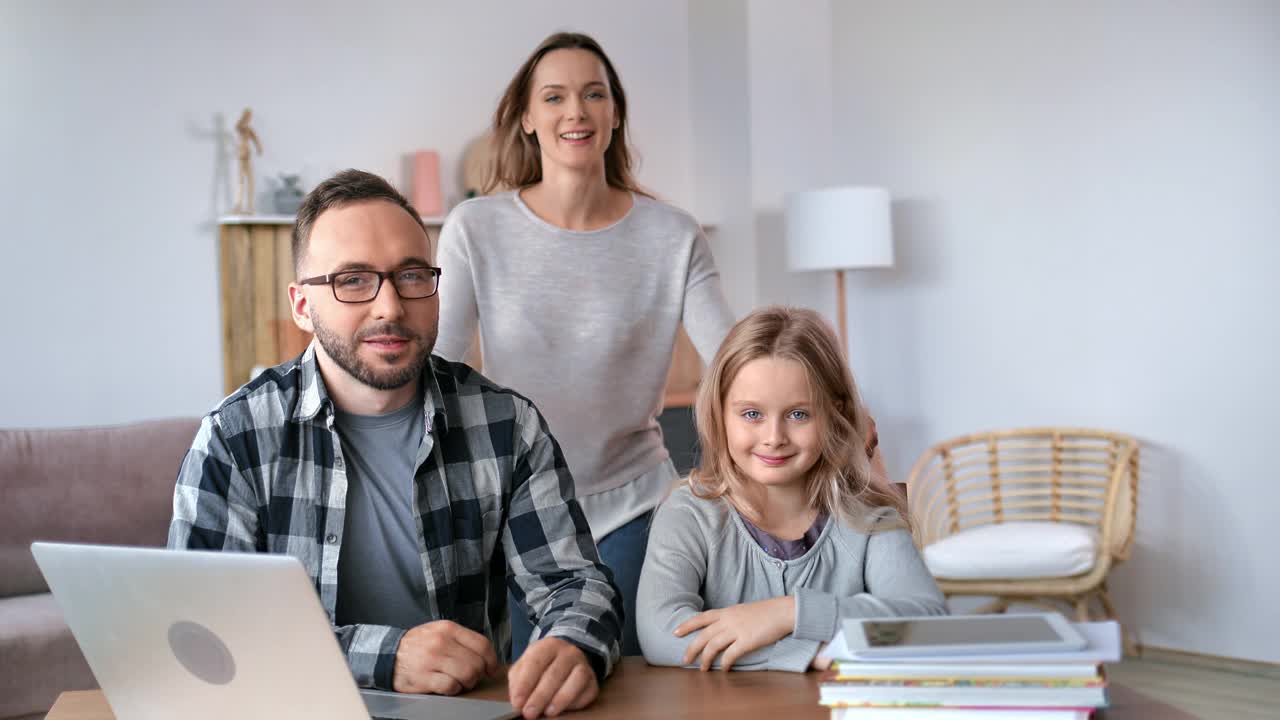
[907, 428, 1140, 653]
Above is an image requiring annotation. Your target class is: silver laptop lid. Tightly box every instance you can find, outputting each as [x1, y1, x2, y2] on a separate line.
[31, 542, 516, 720]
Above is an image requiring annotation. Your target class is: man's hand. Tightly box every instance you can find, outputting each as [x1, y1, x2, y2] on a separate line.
[673, 596, 796, 671]
[508, 636, 598, 719]
[392, 620, 500, 695]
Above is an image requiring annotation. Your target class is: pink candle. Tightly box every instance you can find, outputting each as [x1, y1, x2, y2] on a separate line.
[412, 150, 443, 216]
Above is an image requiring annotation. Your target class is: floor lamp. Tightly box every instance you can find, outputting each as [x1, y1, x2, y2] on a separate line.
[784, 186, 895, 352]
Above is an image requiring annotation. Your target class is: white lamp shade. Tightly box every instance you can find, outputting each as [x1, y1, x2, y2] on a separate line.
[784, 186, 894, 271]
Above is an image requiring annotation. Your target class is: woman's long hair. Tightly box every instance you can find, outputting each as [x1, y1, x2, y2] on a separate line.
[485, 32, 648, 196]
[690, 306, 909, 530]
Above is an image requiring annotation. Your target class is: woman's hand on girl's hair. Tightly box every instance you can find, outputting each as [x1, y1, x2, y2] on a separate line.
[673, 596, 796, 671]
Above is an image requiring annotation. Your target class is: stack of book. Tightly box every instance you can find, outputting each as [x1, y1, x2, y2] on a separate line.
[819, 621, 1121, 719]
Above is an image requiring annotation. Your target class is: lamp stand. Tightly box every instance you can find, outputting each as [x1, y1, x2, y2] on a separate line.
[834, 269, 848, 355]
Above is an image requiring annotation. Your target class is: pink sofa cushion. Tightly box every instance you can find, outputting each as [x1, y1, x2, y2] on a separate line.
[0, 418, 200, 597]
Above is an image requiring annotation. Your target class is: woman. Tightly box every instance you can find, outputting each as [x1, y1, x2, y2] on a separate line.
[435, 32, 736, 658]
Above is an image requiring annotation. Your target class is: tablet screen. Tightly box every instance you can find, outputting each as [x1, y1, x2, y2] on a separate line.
[861, 615, 1065, 648]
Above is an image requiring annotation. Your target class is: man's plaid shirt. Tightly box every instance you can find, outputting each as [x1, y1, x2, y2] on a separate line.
[167, 346, 623, 689]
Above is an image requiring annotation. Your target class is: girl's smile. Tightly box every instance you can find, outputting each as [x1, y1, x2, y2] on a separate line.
[754, 453, 793, 467]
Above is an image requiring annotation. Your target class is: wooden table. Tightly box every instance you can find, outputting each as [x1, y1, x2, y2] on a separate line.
[46, 657, 1197, 720]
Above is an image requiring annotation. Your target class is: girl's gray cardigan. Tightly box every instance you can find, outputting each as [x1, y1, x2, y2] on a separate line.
[637, 485, 947, 672]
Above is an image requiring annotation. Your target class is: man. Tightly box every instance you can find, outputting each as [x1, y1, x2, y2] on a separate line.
[169, 169, 622, 720]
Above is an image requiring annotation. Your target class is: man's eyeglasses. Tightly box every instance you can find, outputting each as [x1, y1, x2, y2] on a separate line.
[297, 266, 442, 303]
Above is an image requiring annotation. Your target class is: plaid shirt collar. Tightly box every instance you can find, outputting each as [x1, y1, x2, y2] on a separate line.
[290, 342, 452, 434]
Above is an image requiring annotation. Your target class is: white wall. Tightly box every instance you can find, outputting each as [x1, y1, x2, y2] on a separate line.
[0, 0, 693, 426]
[688, 0, 754, 317]
[828, 1, 1280, 662]
[746, 0, 840, 316]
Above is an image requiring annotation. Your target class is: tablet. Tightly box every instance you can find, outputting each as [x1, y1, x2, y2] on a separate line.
[843, 612, 1087, 658]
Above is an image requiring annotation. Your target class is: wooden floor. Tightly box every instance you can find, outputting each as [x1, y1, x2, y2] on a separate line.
[1109, 655, 1280, 719]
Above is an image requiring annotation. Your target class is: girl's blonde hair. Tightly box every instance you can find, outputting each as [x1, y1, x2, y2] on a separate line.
[690, 306, 908, 530]
[485, 32, 650, 197]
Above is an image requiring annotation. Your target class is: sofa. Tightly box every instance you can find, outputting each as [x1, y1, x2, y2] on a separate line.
[0, 418, 200, 720]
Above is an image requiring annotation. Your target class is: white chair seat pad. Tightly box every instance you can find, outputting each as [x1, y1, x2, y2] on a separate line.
[923, 521, 1098, 580]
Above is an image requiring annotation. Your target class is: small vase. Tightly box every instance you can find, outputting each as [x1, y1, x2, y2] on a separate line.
[412, 151, 443, 217]
[274, 175, 305, 215]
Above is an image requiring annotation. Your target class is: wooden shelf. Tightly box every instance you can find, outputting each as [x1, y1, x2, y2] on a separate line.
[218, 223, 303, 395]
[218, 214, 446, 226]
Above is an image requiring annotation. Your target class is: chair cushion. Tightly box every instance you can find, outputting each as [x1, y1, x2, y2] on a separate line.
[0, 593, 96, 718]
[923, 521, 1098, 580]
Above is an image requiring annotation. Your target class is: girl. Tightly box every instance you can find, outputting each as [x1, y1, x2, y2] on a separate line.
[434, 32, 737, 658]
[637, 307, 946, 672]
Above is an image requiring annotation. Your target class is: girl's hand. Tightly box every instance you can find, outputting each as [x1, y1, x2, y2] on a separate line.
[811, 642, 832, 671]
[674, 596, 796, 671]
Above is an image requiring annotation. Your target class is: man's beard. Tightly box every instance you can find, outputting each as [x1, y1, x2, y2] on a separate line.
[311, 313, 435, 391]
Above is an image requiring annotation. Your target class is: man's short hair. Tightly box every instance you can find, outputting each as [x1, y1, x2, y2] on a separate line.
[291, 169, 429, 275]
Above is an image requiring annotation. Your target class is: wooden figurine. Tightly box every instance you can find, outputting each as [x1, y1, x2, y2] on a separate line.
[233, 108, 263, 214]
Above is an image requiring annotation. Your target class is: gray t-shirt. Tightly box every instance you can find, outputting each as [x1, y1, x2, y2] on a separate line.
[334, 397, 429, 630]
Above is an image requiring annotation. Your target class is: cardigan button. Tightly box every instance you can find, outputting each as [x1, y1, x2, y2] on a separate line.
[326, 533, 338, 544]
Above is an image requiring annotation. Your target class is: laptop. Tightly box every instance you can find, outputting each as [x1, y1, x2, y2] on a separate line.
[31, 542, 517, 720]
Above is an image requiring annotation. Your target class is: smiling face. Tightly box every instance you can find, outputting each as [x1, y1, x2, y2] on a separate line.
[521, 48, 619, 175]
[724, 356, 824, 490]
[289, 199, 438, 395]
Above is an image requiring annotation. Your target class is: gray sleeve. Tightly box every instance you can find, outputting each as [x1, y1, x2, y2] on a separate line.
[636, 497, 818, 672]
[792, 527, 949, 646]
[167, 415, 261, 551]
[681, 229, 736, 363]
[434, 213, 479, 362]
[505, 400, 622, 681]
